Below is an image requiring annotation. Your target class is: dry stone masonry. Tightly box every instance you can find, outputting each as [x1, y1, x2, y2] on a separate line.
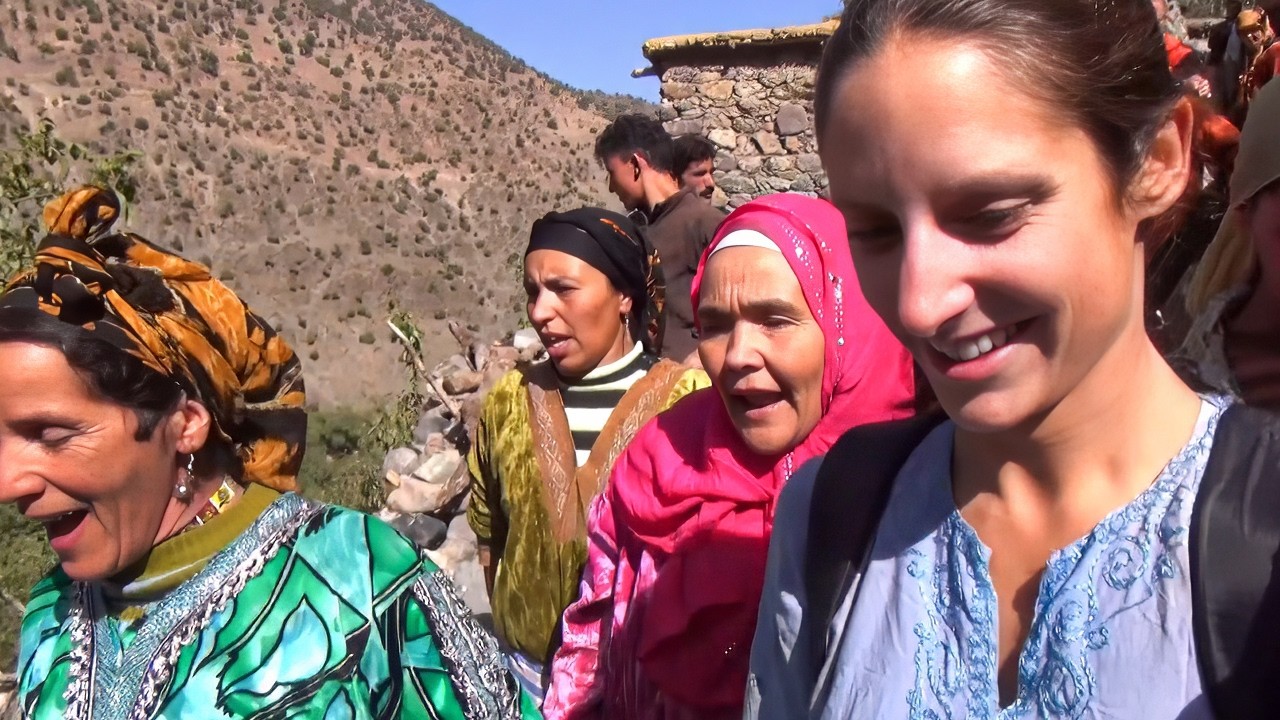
[639, 21, 836, 210]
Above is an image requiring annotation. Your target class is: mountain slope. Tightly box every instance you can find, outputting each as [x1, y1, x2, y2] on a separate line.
[0, 0, 651, 405]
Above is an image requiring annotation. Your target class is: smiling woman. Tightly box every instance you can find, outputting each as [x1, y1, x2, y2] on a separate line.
[747, 0, 1280, 718]
[466, 207, 708, 701]
[543, 194, 916, 720]
[0, 187, 538, 719]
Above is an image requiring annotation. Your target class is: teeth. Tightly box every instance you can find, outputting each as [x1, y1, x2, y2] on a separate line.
[933, 325, 1017, 362]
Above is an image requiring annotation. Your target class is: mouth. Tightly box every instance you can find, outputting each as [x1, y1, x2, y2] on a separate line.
[730, 390, 786, 419]
[540, 333, 574, 357]
[928, 322, 1026, 363]
[34, 509, 90, 553]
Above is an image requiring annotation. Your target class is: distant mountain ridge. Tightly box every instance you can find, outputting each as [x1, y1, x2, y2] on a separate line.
[0, 0, 655, 406]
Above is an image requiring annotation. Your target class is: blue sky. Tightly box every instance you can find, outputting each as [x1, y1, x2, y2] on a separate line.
[429, 0, 840, 101]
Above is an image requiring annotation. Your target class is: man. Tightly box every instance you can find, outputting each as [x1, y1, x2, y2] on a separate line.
[673, 134, 718, 202]
[1208, 1, 1246, 111]
[1235, 8, 1280, 120]
[595, 114, 724, 364]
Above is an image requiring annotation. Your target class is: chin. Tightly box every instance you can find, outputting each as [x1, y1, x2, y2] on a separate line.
[938, 387, 1049, 435]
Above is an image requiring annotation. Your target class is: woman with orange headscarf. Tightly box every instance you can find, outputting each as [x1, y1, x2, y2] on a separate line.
[2, 188, 538, 719]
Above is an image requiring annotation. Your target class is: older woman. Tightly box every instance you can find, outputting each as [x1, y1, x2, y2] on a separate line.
[466, 208, 708, 700]
[542, 194, 917, 719]
[749, 0, 1280, 717]
[1181, 81, 1280, 410]
[3, 187, 537, 719]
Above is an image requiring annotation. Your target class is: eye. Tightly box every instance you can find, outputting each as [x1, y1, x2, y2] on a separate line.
[953, 201, 1033, 238]
[846, 225, 902, 251]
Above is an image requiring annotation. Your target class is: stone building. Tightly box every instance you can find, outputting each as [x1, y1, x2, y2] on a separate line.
[637, 20, 836, 209]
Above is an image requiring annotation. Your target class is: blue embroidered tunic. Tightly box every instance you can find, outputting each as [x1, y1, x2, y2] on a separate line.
[746, 397, 1227, 720]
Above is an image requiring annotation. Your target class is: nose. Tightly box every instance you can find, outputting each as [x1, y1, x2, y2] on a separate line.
[722, 322, 766, 374]
[0, 440, 44, 506]
[527, 288, 555, 327]
[896, 223, 974, 339]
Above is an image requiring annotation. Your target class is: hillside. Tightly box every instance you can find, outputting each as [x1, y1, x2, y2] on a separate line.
[0, 0, 654, 406]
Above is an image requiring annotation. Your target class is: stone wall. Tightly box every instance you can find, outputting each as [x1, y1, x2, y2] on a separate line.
[655, 49, 824, 210]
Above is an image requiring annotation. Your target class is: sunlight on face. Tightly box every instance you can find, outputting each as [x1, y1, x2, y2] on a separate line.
[697, 247, 825, 456]
[819, 39, 1150, 432]
[524, 249, 632, 379]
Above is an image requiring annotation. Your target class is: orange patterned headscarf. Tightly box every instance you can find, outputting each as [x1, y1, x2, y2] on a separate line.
[1, 187, 307, 491]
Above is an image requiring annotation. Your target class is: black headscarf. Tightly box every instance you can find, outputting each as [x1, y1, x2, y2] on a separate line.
[526, 208, 666, 354]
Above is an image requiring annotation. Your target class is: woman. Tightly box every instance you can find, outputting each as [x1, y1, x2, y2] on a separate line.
[748, 0, 1258, 717]
[543, 195, 917, 719]
[1181, 80, 1280, 410]
[3, 187, 537, 718]
[466, 208, 708, 700]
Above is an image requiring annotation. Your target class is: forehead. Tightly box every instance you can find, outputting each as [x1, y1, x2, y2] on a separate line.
[524, 249, 605, 281]
[820, 39, 1091, 205]
[700, 247, 800, 300]
[0, 342, 98, 411]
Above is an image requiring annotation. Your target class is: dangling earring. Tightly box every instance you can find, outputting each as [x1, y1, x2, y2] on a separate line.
[174, 454, 195, 502]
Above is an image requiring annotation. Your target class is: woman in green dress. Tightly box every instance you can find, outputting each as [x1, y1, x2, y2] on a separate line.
[0, 187, 539, 719]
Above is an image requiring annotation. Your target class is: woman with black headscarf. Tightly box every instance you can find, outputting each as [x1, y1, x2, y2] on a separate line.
[466, 208, 708, 701]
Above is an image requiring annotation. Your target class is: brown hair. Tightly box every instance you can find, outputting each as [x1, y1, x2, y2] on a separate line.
[815, 0, 1182, 197]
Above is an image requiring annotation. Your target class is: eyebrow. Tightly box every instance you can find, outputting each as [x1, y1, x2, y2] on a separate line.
[938, 173, 1059, 203]
[699, 298, 809, 321]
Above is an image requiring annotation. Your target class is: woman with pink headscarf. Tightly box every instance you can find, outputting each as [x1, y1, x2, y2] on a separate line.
[542, 194, 917, 719]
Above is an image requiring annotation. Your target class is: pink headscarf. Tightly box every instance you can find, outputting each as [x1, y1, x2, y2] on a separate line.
[609, 194, 916, 711]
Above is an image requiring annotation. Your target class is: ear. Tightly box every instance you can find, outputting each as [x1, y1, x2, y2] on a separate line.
[631, 153, 647, 176]
[1131, 97, 1195, 222]
[170, 397, 214, 456]
[618, 292, 634, 317]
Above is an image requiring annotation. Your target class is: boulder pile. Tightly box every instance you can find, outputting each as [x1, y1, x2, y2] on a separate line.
[375, 323, 543, 607]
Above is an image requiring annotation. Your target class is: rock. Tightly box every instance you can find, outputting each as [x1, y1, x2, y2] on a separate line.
[763, 175, 796, 192]
[752, 131, 784, 156]
[442, 368, 483, 395]
[731, 116, 757, 134]
[783, 136, 808, 153]
[776, 103, 809, 136]
[663, 82, 697, 100]
[512, 328, 541, 352]
[384, 510, 450, 550]
[413, 408, 452, 445]
[488, 344, 520, 366]
[389, 449, 466, 514]
[703, 80, 735, 101]
[715, 151, 738, 172]
[737, 156, 764, 174]
[382, 447, 420, 479]
[468, 342, 491, 372]
[707, 128, 737, 148]
[796, 153, 824, 174]
[790, 176, 817, 193]
[717, 173, 757, 195]
[764, 156, 796, 173]
[666, 119, 703, 136]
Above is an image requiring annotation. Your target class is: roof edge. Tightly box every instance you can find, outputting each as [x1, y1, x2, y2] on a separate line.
[641, 20, 838, 63]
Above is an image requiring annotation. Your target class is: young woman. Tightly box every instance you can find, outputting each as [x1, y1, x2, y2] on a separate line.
[1181, 81, 1280, 410]
[747, 1, 1254, 717]
[466, 208, 708, 700]
[543, 195, 915, 719]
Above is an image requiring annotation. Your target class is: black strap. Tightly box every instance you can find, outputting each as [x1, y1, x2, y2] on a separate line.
[804, 413, 944, 680]
[1191, 403, 1280, 719]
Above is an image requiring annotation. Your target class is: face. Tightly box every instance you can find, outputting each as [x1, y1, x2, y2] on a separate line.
[0, 343, 193, 581]
[697, 247, 826, 456]
[821, 40, 1157, 432]
[681, 159, 717, 200]
[525, 249, 633, 378]
[604, 154, 645, 212]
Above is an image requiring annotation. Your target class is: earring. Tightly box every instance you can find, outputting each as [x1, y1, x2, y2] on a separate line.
[174, 454, 195, 502]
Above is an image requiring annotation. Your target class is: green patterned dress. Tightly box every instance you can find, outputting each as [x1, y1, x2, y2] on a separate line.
[16, 487, 541, 719]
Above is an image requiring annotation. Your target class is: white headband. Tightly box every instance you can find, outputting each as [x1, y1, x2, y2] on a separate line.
[709, 229, 782, 256]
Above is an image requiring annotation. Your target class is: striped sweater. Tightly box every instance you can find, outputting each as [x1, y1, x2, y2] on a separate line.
[561, 343, 658, 467]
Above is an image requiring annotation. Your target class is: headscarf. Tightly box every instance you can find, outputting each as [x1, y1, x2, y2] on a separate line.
[0, 186, 307, 491]
[526, 207, 665, 354]
[610, 194, 916, 710]
[1187, 80, 1280, 316]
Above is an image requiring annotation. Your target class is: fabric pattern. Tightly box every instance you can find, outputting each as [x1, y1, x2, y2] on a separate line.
[560, 344, 657, 467]
[543, 194, 916, 720]
[0, 186, 307, 491]
[746, 397, 1228, 720]
[17, 493, 539, 719]
[466, 363, 708, 663]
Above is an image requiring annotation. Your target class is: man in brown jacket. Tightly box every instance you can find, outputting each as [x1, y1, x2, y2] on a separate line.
[596, 114, 724, 363]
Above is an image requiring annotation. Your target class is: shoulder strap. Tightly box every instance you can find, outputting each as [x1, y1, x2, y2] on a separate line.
[1191, 403, 1280, 719]
[804, 412, 945, 680]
